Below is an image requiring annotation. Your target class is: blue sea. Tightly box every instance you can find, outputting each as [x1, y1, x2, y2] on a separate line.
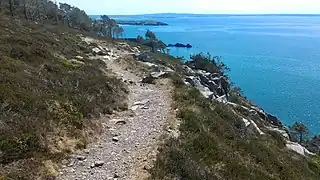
[111, 14, 320, 134]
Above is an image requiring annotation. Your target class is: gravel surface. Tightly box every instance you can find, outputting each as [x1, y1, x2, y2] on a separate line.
[58, 38, 171, 180]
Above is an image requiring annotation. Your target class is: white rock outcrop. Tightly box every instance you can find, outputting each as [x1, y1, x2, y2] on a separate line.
[184, 68, 229, 101]
[185, 76, 214, 98]
[142, 62, 158, 67]
[267, 127, 290, 139]
[242, 118, 265, 135]
[286, 141, 315, 156]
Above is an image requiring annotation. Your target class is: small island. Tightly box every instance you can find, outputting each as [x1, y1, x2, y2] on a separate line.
[168, 43, 192, 48]
[116, 20, 168, 26]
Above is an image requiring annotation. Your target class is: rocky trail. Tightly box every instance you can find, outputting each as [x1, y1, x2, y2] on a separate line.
[57, 38, 172, 180]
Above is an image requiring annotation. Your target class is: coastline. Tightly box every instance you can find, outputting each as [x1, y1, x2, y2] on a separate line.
[1, 1, 320, 177]
[119, 15, 320, 134]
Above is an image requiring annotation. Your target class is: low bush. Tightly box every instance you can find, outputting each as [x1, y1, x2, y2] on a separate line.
[151, 76, 320, 180]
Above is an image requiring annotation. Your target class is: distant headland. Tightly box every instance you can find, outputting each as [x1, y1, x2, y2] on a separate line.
[116, 20, 168, 26]
[89, 15, 168, 26]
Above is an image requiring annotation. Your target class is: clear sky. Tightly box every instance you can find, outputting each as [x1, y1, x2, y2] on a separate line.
[58, 0, 320, 15]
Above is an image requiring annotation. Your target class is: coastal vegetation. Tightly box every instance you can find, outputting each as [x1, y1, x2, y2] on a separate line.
[0, 0, 123, 38]
[129, 30, 167, 53]
[94, 15, 124, 38]
[0, 1, 320, 179]
[290, 122, 309, 143]
[148, 55, 320, 180]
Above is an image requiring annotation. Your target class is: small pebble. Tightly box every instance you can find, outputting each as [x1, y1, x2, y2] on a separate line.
[114, 173, 120, 178]
[83, 149, 90, 154]
[112, 137, 119, 142]
[94, 161, 105, 167]
[76, 155, 86, 161]
[144, 164, 152, 171]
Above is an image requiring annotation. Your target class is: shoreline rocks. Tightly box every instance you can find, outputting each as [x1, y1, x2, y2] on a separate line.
[183, 65, 229, 100]
[131, 48, 318, 156]
[182, 62, 294, 140]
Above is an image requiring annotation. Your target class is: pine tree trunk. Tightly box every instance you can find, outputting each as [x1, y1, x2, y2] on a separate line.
[66, 15, 71, 27]
[23, 0, 28, 20]
[8, 0, 14, 16]
[55, 11, 58, 23]
[36, 0, 41, 22]
[151, 41, 156, 53]
[108, 27, 112, 37]
[54, 0, 59, 23]
[112, 28, 116, 38]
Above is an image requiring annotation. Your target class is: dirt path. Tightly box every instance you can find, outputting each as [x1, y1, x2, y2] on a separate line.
[57, 38, 171, 180]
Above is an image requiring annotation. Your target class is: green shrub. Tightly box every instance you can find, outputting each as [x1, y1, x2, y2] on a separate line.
[151, 83, 320, 180]
[186, 53, 229, 75]
[0, 134, 40, 164]
[268, 130, 286, 148]
[309, 156, 320, 176]
[61, 59, 81, 69]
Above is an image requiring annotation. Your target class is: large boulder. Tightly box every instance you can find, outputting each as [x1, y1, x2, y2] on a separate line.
[134, 52, 149, 62]
[142, 74, 156, 84]
[268, 127, 290, 139]
[267, 114, 283, 127]
[141, 71, 170, 84]
[242, 118, 265, 136]
[151, 71, 169, 78]
[182, 65, 194, 73]
[286, 141, 315, 156]
[306, 135, 320, 154]
[185, 76, 214, 98]
[92, 46, 110, 56]
[185, 69, 228, 99]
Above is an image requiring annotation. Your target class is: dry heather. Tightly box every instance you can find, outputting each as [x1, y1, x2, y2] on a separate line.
[0, 17, 127, 179]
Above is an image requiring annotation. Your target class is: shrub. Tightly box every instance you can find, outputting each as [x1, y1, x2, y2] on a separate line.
[151, 82, 320, 180]
[186, 53, 230, 75]
[229, 87, 243, 103]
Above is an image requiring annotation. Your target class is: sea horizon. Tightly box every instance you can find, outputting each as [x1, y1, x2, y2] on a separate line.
[90, 13, 320, 17]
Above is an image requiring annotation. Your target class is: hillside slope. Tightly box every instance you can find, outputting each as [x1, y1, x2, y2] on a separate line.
[0, 17, 128, 179]
[140, 53, 320, 180]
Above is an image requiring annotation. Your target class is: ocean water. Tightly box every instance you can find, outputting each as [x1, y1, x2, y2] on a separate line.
[113, 14, 320, 134]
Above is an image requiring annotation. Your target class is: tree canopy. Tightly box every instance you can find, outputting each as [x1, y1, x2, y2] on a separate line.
[0, 0, 123, 37]
[145, 30, 157, 40]
[134, 30, 167, 53]
[188, 53, 230, 75]
[290, 122, 309, 143]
